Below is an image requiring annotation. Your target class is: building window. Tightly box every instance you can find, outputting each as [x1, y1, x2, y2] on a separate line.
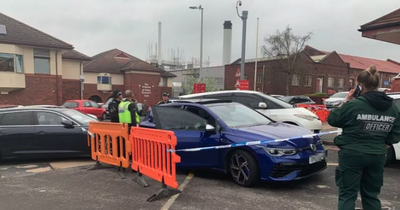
[292, 74, 300, 86]
[97, 76, 111, 84]
[305, 76, 312, 87]
[0, 53, 14, 72]
[338, 78, 344, 89]
[244, 74, 249, 80]
[162, 77, 167, 86]
[328, 77, 335, 88]
[34, 49, 50, 74]
[257, 75, 263, 83]
[15, 54, 24, 73]
[0, 53, 24, 73]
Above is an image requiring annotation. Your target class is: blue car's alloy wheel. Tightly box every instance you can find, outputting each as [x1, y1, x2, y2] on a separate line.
[229, 150, 259, 187]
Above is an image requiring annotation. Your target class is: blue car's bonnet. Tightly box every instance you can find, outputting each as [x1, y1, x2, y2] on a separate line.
[231, 123, 318, 148]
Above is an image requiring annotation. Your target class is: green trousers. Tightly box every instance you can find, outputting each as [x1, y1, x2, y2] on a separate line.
[336, 149, 386, 210]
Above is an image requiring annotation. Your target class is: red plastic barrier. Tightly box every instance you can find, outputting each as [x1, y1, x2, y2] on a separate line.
[130, 126, 181, 202]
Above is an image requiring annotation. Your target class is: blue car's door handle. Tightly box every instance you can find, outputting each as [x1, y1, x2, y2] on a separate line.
[220, 138, 229, 142]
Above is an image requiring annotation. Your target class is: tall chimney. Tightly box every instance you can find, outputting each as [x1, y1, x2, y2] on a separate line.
[222, 21, 232, 65]
[158, 21, 162, 65]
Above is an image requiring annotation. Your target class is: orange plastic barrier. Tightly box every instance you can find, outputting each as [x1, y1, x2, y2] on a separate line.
[296, 104, 330, 123]
[130, 126, 181, 202]
[87, 122, 131, 177]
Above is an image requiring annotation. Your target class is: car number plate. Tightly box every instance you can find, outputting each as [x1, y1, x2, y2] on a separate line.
[309, 153, 325, 164]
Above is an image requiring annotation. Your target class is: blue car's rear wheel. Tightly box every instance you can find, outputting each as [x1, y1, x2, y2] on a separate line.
[229, 150, 259, 187]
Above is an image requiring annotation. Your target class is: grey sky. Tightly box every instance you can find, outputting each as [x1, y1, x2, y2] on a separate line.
[2, 0, 400, 66]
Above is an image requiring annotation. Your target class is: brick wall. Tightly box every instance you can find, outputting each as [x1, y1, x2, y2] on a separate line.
[224, 53, 351, 96]
[62, 79, 81, 101]
[0, 74, 62, 105]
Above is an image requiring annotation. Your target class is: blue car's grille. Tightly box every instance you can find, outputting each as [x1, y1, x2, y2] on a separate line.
[270, 161, 327, 178]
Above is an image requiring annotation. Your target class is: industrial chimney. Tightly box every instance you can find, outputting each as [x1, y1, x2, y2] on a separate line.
[158, 21, 162, 65]
[222, 21, 232, 65]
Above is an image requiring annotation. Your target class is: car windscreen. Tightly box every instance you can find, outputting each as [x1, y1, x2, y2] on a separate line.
[256, 93, 293, 108]
[330, 92, 348, 98]
[278, 96, 292, 102]
[63, 102, 79, 108]
[207, 103, 272, 128]
[59, 109, 97, 125]
[105, 98, 113, 106]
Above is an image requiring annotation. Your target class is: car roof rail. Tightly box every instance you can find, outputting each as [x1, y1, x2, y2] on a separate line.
[172, 98, 233, 104]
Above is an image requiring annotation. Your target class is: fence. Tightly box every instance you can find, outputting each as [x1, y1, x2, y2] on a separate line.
[296, 104, 330, 123]
[87, 122, 131, 178]
[130, 126, 181, 202]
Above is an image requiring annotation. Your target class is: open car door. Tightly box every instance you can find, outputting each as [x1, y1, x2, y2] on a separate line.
[151, 106, 220, 167]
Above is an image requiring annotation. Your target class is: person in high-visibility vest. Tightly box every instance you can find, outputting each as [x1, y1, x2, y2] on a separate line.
[118, 90, 138, 132]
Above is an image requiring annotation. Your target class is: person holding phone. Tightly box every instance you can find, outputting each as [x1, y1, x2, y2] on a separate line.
[328, 66, 400, 210]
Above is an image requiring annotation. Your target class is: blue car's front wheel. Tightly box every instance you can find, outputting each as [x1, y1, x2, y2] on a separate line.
[229, 150, 260, 187]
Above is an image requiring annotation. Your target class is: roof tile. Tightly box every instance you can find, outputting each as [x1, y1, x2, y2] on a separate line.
[0, 12, 73, 49]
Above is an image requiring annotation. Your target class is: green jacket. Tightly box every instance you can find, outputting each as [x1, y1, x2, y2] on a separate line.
[328, 91, 400, 155]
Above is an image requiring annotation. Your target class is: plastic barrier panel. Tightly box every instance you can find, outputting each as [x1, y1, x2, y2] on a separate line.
[87, 122, 131, 178]
[130, 126, 181, 202]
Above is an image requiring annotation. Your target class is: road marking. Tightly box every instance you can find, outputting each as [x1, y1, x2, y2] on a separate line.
[16, 165, 38, 169]
[327, 163, 338, 166]
[161, 172, 194, 210]
[49, 160, 95, 170]
[26, 167, 52, 173]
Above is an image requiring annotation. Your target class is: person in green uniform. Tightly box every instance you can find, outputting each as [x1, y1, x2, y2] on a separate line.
[119, 90, 138, 133]
[328, 66, 400, 210]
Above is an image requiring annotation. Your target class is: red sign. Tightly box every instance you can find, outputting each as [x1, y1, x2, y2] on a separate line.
[328, 89, 336, 95]
[235, 68, 241, 78]
[193, 83, 206, 93]
[239, 80, 249, 90]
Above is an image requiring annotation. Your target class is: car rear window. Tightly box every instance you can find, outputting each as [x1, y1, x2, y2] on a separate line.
[63, 102, 79, 108]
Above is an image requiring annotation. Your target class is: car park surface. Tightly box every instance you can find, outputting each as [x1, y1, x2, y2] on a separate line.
[141, 99, 327, 186]
[0, 147, 399, 210]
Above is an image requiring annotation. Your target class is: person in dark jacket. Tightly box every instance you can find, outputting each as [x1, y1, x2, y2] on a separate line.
[328, 66, 400, 210]
[156, 92, 172, 105]
[109, 90, 122, 123]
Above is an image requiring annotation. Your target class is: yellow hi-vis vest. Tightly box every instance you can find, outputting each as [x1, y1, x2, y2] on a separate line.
[118, 101, 140, 124]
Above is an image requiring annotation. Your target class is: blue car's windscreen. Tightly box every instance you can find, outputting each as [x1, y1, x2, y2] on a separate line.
[207, 103, 272, 128]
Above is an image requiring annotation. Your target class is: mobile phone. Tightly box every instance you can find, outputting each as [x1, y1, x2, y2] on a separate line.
[353, 85, 362, 97]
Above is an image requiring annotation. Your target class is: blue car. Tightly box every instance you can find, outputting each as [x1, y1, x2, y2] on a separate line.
[141, 99, 327, 187]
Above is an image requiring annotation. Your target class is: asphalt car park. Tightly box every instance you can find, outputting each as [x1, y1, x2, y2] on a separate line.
[0, 147, 399, 210]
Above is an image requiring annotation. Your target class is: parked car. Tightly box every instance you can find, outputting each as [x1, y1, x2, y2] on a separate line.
[179, 90, 323, 133]
[270, 94, 284, 99]
[141, 99, 327, 187]
[384, 93, 400, 165]
[278, 96, 316, 105]
[0, 106, 97, 161]
[323, 92, 349, 109]
[62, 100, 107, 120]
[378, 88, 391, 94]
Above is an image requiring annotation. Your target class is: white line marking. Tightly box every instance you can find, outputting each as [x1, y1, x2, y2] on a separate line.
[161, 172, 194, 210]
[327, 163, 338, 166]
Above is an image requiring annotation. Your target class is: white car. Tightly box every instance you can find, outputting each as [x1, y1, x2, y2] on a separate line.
[179, 90, 323, 133]
[323, 92, 349, 109]
[386, 93, 400, 164]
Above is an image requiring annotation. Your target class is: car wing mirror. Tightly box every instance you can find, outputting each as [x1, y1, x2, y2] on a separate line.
[206, 124, 215, 132]
[258, 102, 267, 109]
[61, 119, 74, 128]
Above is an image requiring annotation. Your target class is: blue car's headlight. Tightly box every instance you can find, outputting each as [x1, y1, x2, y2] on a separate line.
[257, 146, 297, 156]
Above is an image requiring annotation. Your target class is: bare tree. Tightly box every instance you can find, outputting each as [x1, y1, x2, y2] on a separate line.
[262, 26, 313, 95]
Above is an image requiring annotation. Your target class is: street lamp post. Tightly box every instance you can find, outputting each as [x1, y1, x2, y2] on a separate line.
[236, 1, 248, 80]
[189, 5, 204, 73]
